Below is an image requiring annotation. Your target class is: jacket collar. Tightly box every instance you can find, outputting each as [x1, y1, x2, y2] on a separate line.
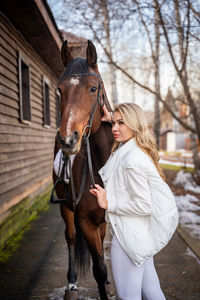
[99, 138, 136, 183]
[116, 137, 136, 155]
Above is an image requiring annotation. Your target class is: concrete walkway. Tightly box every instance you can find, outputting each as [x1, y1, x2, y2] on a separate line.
[0, 203, 199, 300]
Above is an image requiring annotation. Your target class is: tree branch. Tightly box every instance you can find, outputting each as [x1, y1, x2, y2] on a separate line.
[92, 25, 196, 133]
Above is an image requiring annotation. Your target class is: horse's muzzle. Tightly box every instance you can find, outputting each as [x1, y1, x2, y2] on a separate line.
[57, 131, 80, 154]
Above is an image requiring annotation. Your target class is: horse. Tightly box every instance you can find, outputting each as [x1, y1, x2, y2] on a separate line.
[52, 40, 114, 300]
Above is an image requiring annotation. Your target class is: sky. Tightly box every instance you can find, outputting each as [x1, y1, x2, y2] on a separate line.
[47, 0, 199, 114]
[46, 0, 154, 111]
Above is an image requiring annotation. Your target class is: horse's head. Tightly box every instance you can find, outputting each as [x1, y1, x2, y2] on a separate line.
[57, 40, 105, 155]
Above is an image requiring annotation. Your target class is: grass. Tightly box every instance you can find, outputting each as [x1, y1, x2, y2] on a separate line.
[0, 214, 39, 263]
[159, 150, 191, 156]
[0, 186, 51, 263]
[161, 163, 194, 173]
[159, 150, 181, 156]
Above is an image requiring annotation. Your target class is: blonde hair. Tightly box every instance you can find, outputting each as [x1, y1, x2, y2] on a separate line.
[112, 102, 165, 181]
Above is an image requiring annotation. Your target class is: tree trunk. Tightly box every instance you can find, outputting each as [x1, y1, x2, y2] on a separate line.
[190, 133, 200, 185]
[110, 64, 118, 106]
[101, 0, 118, 106]
[154, 7, 160, 148]
[173, 0, 200, 182]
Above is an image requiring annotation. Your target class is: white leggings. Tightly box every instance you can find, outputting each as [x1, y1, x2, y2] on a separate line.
[111, 234, 166, 300]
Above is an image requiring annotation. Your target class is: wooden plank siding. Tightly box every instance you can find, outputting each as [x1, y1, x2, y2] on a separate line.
[0, 13, 61, 222]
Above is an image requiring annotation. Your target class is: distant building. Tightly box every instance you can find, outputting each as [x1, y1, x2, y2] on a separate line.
[144, 110, 154, 130]
[160, 89, 191, 151]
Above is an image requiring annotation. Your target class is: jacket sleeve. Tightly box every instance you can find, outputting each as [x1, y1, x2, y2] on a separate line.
[107, 167, 152, 216]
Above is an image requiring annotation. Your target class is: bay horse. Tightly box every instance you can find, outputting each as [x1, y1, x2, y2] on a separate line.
[52, 40, 113, 300]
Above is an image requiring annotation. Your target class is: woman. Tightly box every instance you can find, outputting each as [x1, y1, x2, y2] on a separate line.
[90, 103, 178, 300]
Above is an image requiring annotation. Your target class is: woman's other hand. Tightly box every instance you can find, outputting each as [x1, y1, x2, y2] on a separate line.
[101, 105, 112, 122]
[90, 184, 108, 209]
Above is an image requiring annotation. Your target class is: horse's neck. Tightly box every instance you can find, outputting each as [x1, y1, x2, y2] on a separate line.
[90, 122, 113, 170]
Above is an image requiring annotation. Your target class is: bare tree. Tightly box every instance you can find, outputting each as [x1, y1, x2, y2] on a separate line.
[154, 8, 161, 148]
[100, 0, 118, 105]
[97, 0, 200, 181]
[154, 0, 200, 182]
[134, 0, 161, 146]
[56, 0, 121, 105]
[48, 0, 200, 182]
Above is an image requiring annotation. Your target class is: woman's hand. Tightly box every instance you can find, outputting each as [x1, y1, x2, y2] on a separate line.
[90, 184, 108, 209]
[101, 105, 112, 122]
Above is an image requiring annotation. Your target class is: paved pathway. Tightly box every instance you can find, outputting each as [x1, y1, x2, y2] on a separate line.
[0, 203, 199, 300]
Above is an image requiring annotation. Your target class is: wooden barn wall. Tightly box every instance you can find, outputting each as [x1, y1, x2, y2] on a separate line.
[0, 14, 60, 223]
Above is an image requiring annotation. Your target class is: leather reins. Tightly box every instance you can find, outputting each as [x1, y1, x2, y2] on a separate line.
[50, 72, 104, 209]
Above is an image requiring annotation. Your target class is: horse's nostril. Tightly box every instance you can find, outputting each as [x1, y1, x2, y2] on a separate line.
[74, 131, 79, 138]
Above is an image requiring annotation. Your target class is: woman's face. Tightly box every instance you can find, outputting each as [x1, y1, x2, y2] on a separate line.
[112, 111, 134, 143]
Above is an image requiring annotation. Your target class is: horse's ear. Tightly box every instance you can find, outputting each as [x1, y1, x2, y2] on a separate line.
[61, 40, 73, 67]
[86, 40, 97, 68]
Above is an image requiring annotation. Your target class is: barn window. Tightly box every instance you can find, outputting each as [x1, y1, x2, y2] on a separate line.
[18, 54, 31, 123]
[43, 77, 50, 127]
[56, 90, 61, 128]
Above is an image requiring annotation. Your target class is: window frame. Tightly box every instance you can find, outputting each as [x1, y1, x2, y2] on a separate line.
[43, 76, 51, 128]
[18, 52, 31, 124]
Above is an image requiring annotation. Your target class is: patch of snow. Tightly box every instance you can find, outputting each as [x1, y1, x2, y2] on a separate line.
[160, 159, 194, 168]
[178, 210, 200, 224]
[181, 153, 193, 157]
[175, 194, 200, 241]
[173, 170, 200, 193]
[78, 286, 98, 292]
[185, 247, 200, 265]
[178, 149, 192, 156]
[184, 224, 200, 239]
[175, 194, 199, 211]
[48, 286, 66, 300]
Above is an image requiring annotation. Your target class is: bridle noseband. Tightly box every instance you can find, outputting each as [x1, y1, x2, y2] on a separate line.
[50, 72, 106, 209]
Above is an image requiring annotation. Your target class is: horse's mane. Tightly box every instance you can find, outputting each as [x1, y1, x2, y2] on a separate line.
[58, 58, 89, 84]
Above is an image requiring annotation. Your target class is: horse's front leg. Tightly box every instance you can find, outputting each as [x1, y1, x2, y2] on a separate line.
[80, 219, 109, 300]
[60, 204, 78, 299]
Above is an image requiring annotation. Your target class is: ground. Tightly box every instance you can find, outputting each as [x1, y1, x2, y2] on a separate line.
[0, 168, 199, 300]
[164, 169, 196, 196]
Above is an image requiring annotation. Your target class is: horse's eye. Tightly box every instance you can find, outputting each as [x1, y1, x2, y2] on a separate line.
[90, 87, 97, 93]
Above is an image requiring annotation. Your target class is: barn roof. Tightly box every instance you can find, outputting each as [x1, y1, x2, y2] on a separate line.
[61, 31, 88, 57]
[1, 0, 64, 77]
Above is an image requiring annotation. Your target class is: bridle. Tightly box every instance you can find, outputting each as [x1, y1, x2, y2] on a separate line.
[50, 72, 105, 209]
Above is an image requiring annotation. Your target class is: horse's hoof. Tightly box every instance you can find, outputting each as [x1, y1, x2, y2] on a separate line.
[64, 290, 78, 300]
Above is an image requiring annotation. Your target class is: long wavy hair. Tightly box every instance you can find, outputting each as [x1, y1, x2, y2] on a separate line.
[112, 102, 165, 181]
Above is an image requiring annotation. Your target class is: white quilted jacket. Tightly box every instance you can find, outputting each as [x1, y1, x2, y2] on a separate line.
[98, 138, 179, 266]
